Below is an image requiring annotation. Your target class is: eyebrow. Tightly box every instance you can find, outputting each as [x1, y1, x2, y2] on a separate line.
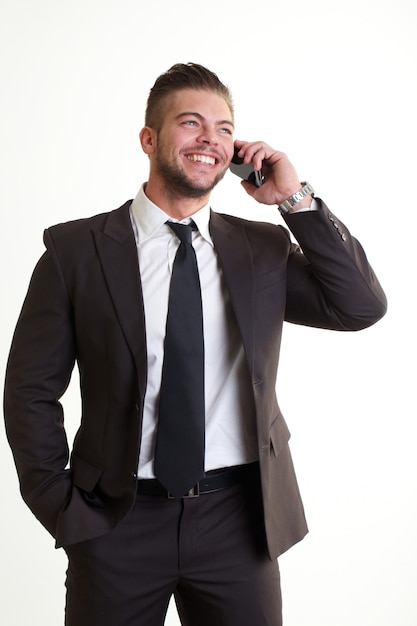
[175, 111, 234, 129]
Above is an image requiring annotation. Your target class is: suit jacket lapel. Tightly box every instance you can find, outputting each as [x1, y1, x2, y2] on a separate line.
[93, 205, 255, 399]
[94, 202, 147, 398]
[209, 211, 255, 373]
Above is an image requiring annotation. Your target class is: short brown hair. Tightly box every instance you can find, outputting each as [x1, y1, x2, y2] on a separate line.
[145, 62, 234, 130]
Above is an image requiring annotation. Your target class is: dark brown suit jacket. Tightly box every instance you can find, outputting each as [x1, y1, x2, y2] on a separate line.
[4, 199, 387, 559]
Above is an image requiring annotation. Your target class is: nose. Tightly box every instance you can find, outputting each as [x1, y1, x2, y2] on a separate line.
[197, 124, 218, 145]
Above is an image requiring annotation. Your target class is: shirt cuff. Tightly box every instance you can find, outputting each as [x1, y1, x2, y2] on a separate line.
[289, 197, 318, 213]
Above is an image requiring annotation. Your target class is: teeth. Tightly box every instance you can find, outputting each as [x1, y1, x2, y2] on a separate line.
[187, 154, 216, 165]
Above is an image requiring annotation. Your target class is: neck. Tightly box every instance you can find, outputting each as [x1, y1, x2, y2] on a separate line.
[143, 181, 210, 220]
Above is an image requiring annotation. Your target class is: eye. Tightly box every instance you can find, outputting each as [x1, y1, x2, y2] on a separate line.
[182, 120, 199, 127]
[219, 127, 233, 135]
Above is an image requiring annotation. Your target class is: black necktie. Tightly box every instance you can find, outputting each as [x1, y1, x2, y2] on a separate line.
[154, 222, 205, 498]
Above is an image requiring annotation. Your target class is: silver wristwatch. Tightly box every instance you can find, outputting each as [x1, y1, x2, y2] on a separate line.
[278, 182, 314, 214]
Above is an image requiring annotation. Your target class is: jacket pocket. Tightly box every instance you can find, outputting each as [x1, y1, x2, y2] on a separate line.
[269, 412, 291, 458]
[254, 266, 286, 292]
[71, 453, 103, 493]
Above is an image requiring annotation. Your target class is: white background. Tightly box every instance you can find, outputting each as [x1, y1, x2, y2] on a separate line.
[1, 0, 416, 624]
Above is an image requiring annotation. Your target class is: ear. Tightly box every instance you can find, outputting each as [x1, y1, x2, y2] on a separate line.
[139, 126, 157, 155]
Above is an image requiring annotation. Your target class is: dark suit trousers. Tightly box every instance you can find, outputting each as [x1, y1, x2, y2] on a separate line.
[64, 475, 282, 626]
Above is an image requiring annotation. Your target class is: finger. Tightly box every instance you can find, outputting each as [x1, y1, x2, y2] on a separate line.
[237, 142, 278, 171]
[234, 140, 267, 162]
[240, 179, 257, 197]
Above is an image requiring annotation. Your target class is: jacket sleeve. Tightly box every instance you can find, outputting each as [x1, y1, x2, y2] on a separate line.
[283, 199, 387, 330]
[3, 228, 75, 537]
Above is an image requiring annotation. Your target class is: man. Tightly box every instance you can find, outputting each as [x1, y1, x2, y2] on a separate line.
[4, 63, 387, 625]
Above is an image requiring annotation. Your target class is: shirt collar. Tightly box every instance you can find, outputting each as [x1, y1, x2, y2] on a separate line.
[130, 184, 214, 246]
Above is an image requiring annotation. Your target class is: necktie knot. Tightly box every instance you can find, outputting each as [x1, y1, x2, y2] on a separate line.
[167, 221, 196, 245]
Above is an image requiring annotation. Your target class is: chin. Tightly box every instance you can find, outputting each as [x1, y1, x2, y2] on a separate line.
[168, 171, 226, 199]
[156, 154, 228, 198]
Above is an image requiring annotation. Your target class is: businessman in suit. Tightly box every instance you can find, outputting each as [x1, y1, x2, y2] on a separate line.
[4, 63, 387, 625]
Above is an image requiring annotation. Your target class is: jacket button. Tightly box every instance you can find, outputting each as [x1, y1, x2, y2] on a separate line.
[131, 472, 138, 480]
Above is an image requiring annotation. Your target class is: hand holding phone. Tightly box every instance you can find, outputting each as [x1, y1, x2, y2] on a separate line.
[229, 147, 264, 187]
[228, 141, 310, 209]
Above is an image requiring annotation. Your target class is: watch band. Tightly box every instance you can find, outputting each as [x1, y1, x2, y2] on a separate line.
[278, 182, 314, 214]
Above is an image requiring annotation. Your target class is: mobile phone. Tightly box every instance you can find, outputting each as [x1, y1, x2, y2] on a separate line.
[229, 147, 264, 187]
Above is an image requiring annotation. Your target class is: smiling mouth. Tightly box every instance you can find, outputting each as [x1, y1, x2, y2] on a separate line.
[186, 154, 217, 166]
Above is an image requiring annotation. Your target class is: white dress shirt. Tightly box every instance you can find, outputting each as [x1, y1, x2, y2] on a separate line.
[130, 185, 258, 478]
